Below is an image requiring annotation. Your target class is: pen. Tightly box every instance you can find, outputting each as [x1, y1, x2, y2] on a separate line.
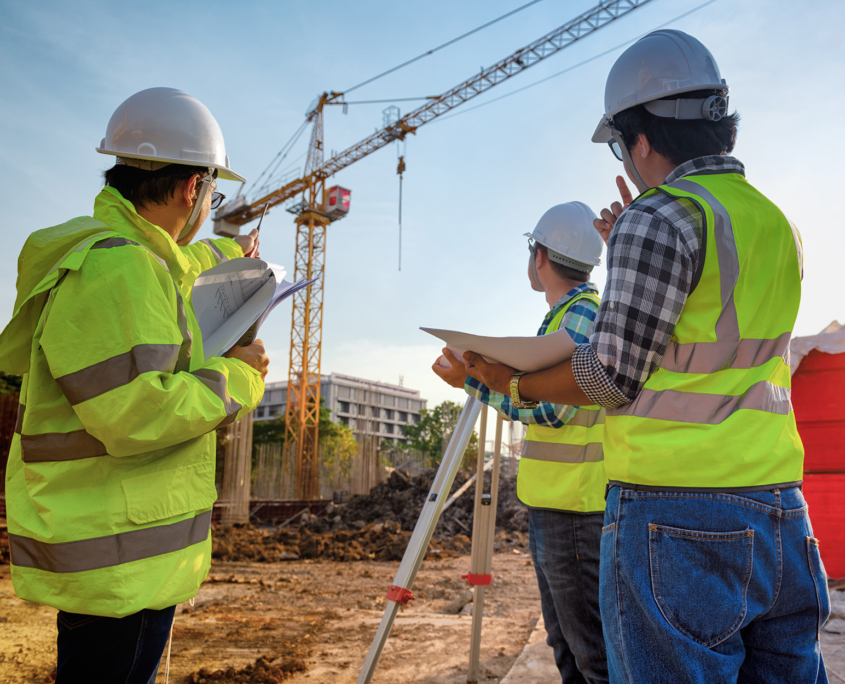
[246, 205, 268, 258]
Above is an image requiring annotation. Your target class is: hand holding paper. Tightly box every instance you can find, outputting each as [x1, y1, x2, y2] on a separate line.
[431, 348, 469, 389]
[193, 257, 318, 361]
[421, 327, 577, 372]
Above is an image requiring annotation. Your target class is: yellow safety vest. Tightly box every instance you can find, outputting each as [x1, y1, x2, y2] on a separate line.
[0, 187, 264, 617]
[603, 172, 804, 488]
[518, 293, 608, 512]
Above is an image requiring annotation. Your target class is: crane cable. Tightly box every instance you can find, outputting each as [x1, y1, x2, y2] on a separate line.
[341, 0, 548, 96]
[432, 0, 718, 124]
[243, 118, 310, 199]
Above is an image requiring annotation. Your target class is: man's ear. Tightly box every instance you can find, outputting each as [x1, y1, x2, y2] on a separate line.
[180, 174, 200, 207]
[636, 132, 652, 159]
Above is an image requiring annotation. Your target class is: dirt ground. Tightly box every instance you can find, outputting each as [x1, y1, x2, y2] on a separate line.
[0, 553, 542, 684]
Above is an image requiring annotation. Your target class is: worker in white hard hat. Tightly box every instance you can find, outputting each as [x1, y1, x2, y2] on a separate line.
[0, 87, 270, 682]
[433, 202, 609, 684]
[458, 30, 826, 682]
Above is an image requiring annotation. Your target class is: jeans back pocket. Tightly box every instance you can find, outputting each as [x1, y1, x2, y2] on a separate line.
[649, 524, 753, 648]
[806, 537, 831, 637]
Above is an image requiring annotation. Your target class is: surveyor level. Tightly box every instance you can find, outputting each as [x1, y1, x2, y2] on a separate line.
[356, 397, 506, 684]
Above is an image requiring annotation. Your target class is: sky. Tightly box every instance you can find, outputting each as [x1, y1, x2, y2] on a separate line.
[1, 0, 844, 410]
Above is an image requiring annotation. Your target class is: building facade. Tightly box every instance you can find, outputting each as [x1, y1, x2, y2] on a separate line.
[254, 373, 427, 446]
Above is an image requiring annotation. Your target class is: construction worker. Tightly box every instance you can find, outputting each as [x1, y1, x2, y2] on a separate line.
[0, 87, 269, 683]
[433, 202, 608, 684]
[460, 30, 830, 682]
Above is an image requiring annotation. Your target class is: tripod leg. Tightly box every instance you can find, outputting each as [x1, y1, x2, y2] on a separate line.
[356, 396, 482, 684]
[467, 415, 504, 684]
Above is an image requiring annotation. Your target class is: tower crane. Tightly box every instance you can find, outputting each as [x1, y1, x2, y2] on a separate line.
[213, 0, 653, 499]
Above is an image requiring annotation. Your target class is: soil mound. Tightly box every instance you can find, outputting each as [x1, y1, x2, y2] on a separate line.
[183, 652, 308, 683]
[212, 469, 528, 563]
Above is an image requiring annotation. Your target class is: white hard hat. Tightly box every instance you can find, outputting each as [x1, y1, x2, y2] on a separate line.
[525, 202, 603, 269]
[592, 30, 729, 144]
[96, 87, 245, 182]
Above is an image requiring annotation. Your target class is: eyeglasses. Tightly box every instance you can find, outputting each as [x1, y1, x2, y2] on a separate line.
[608, 139, 624, 162]
[210, 191, 225, 209]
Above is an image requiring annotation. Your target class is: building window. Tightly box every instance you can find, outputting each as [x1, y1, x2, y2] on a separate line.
[269, 405, 280, 416]
[371, 406, 378, 417]
[340, 416, 349, 426]
[339, 401, 350, 414]
[398, 411, 407, 422]
[384, 409, 394, 420]
[383, 423, 394, 434]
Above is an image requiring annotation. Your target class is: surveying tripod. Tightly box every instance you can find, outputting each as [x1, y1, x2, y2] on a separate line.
[356, 396, 507, 684]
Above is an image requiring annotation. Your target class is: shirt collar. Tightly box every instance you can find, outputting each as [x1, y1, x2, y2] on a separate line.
[93, 186, 194, 277]
[549, 281, 598, 315]
[664, 155, 745, 185]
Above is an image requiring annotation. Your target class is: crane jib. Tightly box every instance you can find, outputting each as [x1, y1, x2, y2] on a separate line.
[223, 0, 653, 225]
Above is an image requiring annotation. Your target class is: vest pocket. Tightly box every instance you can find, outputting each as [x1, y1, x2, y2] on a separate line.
[649, 523, 753, 648]
[122, 462, 217, 525]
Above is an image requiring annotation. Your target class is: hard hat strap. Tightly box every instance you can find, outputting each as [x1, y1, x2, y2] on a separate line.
[528, 243, 544, 293]
[611, 129, 648, 195]
[643, 95, 728, 122]
[178, 171, 214, 241]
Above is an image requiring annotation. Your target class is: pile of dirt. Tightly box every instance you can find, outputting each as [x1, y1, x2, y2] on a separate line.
[318, 469, 528, 539]
[212, 469, 529, 563]
[212, 520, 476, 563]
[183, 654, 308, 684]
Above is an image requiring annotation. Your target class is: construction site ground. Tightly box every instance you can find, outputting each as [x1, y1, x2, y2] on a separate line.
[3, 556, 845, 684]
[1, 553, 543, 684]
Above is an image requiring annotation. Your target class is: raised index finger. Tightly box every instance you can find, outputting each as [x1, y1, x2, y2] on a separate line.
[616, 175, 634, 207]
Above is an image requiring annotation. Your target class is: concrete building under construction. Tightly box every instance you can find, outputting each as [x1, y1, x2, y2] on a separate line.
[254, 373, 427, 446]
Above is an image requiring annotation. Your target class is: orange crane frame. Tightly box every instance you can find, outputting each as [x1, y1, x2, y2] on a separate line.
[214, 0, 653, 498]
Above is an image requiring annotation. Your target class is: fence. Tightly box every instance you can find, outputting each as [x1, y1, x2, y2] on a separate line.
[252, 438, 436, 501]
[0, 393, 20, 486]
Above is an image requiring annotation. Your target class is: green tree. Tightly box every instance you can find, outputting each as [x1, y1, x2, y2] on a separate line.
[400, 400, 478, 465]
[0, 372, 22, 395]
[251, 399, 358, 470]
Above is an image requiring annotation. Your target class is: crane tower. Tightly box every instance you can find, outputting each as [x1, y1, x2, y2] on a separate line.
[213, 0, 654, 498]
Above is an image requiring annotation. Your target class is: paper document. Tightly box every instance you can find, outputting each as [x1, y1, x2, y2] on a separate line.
[421, 327, 577, 373]
[193, 257, 317, 361]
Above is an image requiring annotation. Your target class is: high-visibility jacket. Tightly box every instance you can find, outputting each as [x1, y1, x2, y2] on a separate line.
[0, 186, 265, 617]
[517, 293, 608, 512]
[603, 172, 804, 488]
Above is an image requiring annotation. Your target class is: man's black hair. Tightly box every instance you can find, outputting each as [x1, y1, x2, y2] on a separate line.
[103, 163, 214, 209]
[535, 245, 591, 283]
[612, 90, 739, 166]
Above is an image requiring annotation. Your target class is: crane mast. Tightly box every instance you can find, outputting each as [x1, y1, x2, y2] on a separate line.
[213, 0, 653, 498]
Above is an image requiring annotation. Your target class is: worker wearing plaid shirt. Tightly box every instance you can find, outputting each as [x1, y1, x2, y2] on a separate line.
[462, 29, 827, 684]
[434, 202, 609, 684]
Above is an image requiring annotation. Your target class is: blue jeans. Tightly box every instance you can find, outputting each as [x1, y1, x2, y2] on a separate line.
[529, 508, 609, 684]
[56, 605, 176, 683]
[601, 486, 831, 683]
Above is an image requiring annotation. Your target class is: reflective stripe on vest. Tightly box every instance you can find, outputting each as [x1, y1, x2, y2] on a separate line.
[16, 236, 236, 463]
[518, 292, 607, 512]
[9, 510, 212, 574]
[199, 238, 228, 263]
[604, 173, 803, 488]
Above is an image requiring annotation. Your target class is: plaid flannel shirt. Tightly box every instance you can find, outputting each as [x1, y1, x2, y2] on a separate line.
[466, 282, 599, 426]
[571, 156, 747, 407]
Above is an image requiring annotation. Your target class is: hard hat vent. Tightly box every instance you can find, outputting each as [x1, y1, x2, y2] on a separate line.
[703, 95, 728, 122]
